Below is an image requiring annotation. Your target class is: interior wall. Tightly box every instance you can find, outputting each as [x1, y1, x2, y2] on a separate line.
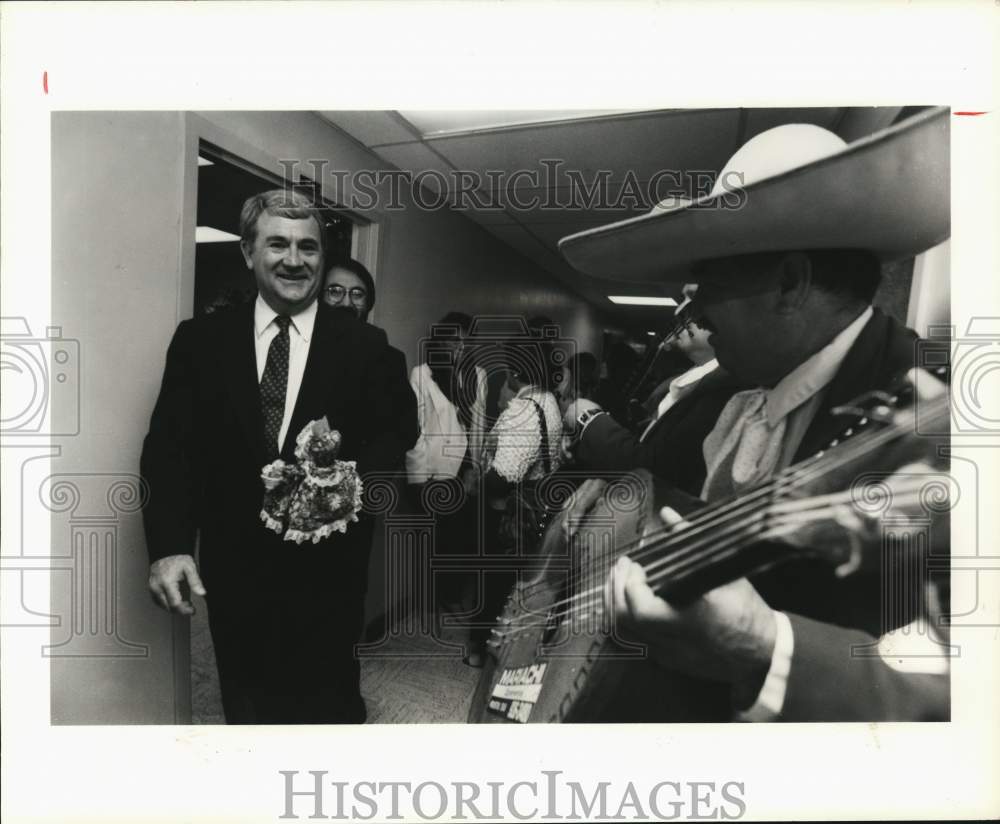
[51, 111, 190, 723]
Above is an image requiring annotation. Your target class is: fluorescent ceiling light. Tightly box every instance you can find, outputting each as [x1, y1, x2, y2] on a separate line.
[400, 110, 637, 137]
[198, 156, 214, 167]
[608, 296, 678, 307]
[196, 226, 241, 243]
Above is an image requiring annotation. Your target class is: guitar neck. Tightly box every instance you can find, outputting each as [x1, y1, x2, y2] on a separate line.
[642, 494, 790, 606]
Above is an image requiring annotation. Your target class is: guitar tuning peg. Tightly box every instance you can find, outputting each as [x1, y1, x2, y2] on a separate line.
[858, 416, 868, 426]
[843, 428, 853, 437]
[873, 404, 893, 420]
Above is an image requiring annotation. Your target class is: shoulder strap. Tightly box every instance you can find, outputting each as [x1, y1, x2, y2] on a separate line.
[526, 398, 552, 476]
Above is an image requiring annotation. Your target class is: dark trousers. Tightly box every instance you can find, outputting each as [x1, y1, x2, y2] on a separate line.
[201, 542, 370, 725]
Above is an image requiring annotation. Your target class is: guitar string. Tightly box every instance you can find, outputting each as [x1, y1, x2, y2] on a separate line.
[553, 482, 932, 626]
[489, 396, 947, 639]
[512, 459, 813, 601]
[513, 394, 943, 606]
[534, 415, 941, 628]
[551, 393, 945, 601]
[492, 483, 934, 638]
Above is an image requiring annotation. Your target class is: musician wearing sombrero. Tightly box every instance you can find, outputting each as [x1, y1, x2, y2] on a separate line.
[558, 107, 950, 721]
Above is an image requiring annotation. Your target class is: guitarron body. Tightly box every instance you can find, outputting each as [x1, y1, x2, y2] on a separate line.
[468, 471, 730, 723]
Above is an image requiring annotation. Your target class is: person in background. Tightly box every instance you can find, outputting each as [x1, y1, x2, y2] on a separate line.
[635, 292, 718, 434]
[467, 318, 564, 667]
[556, 351, 601, 465]
[595, 339, 640, 425]
[405, 312, 488, 613]
[322, 258, 410, 445]
[557, 351, 602, 411]
[563, 305, 735, 494]
[323, 258, 377, 322]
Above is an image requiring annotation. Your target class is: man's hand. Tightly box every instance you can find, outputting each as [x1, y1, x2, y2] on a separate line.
[606, 506, 777, 707]
[562, 398, 602, 433]
[148, 554, 206, 616]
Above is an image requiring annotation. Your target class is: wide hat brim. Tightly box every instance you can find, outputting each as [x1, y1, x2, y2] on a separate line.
[558, 106, 950, 283]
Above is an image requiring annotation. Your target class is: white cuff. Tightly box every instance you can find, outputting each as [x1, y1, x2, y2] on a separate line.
[738, 611, 794, 722]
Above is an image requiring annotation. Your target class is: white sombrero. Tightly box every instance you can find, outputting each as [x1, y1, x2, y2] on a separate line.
[558, 106, 950, 283]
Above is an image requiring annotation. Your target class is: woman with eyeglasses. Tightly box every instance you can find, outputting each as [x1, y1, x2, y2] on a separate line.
[405, 312, 489, 618]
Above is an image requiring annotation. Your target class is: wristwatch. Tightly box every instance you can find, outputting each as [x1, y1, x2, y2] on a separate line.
[575, 407, 607, 436]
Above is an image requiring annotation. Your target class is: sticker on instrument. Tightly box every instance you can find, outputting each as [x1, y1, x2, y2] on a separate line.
[488, 664, 547, 723]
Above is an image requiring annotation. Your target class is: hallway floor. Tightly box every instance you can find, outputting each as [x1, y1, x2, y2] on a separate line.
[191, 605, 482, 724]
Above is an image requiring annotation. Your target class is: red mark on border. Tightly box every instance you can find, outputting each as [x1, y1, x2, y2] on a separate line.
[43, 71, 48, 94]
[954, 111, 987, 116]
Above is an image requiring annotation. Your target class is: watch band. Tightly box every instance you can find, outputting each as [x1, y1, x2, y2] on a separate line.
[575, 408, 607, 435]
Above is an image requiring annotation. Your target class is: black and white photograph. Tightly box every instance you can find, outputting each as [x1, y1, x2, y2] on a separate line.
[2, 3, 998, 823]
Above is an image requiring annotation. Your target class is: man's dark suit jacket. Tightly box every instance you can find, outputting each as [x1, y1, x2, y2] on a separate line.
[577, 308, 949, 720]
[574, 365, 746, 494]
[140, 300, 418, 723]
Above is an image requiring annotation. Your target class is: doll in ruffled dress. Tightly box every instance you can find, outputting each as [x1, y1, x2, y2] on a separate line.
[260, 418, 363, 544]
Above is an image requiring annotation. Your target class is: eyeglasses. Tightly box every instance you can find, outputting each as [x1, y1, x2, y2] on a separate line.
[324, 285, 368, 303]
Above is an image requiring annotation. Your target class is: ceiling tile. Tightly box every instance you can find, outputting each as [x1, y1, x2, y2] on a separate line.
[374, 142, 457, 197]
[427, 110, 740, 196]
[318, 111, 417, 147]
[399, 110, 637, 136]
[520, 219, 623, 250]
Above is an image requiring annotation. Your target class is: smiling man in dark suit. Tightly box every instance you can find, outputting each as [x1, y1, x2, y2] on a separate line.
[141, 189, 417, 724]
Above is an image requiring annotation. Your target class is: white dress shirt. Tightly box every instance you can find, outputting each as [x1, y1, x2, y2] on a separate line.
[253, 296, 318, 453]
[639, 358, 719, 443]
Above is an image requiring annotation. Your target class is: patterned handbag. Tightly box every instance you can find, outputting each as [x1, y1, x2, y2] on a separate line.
[497, 399, 554, 555]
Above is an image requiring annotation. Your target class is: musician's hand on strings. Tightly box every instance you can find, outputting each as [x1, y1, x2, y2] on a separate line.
[606, 506, 777, 707]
